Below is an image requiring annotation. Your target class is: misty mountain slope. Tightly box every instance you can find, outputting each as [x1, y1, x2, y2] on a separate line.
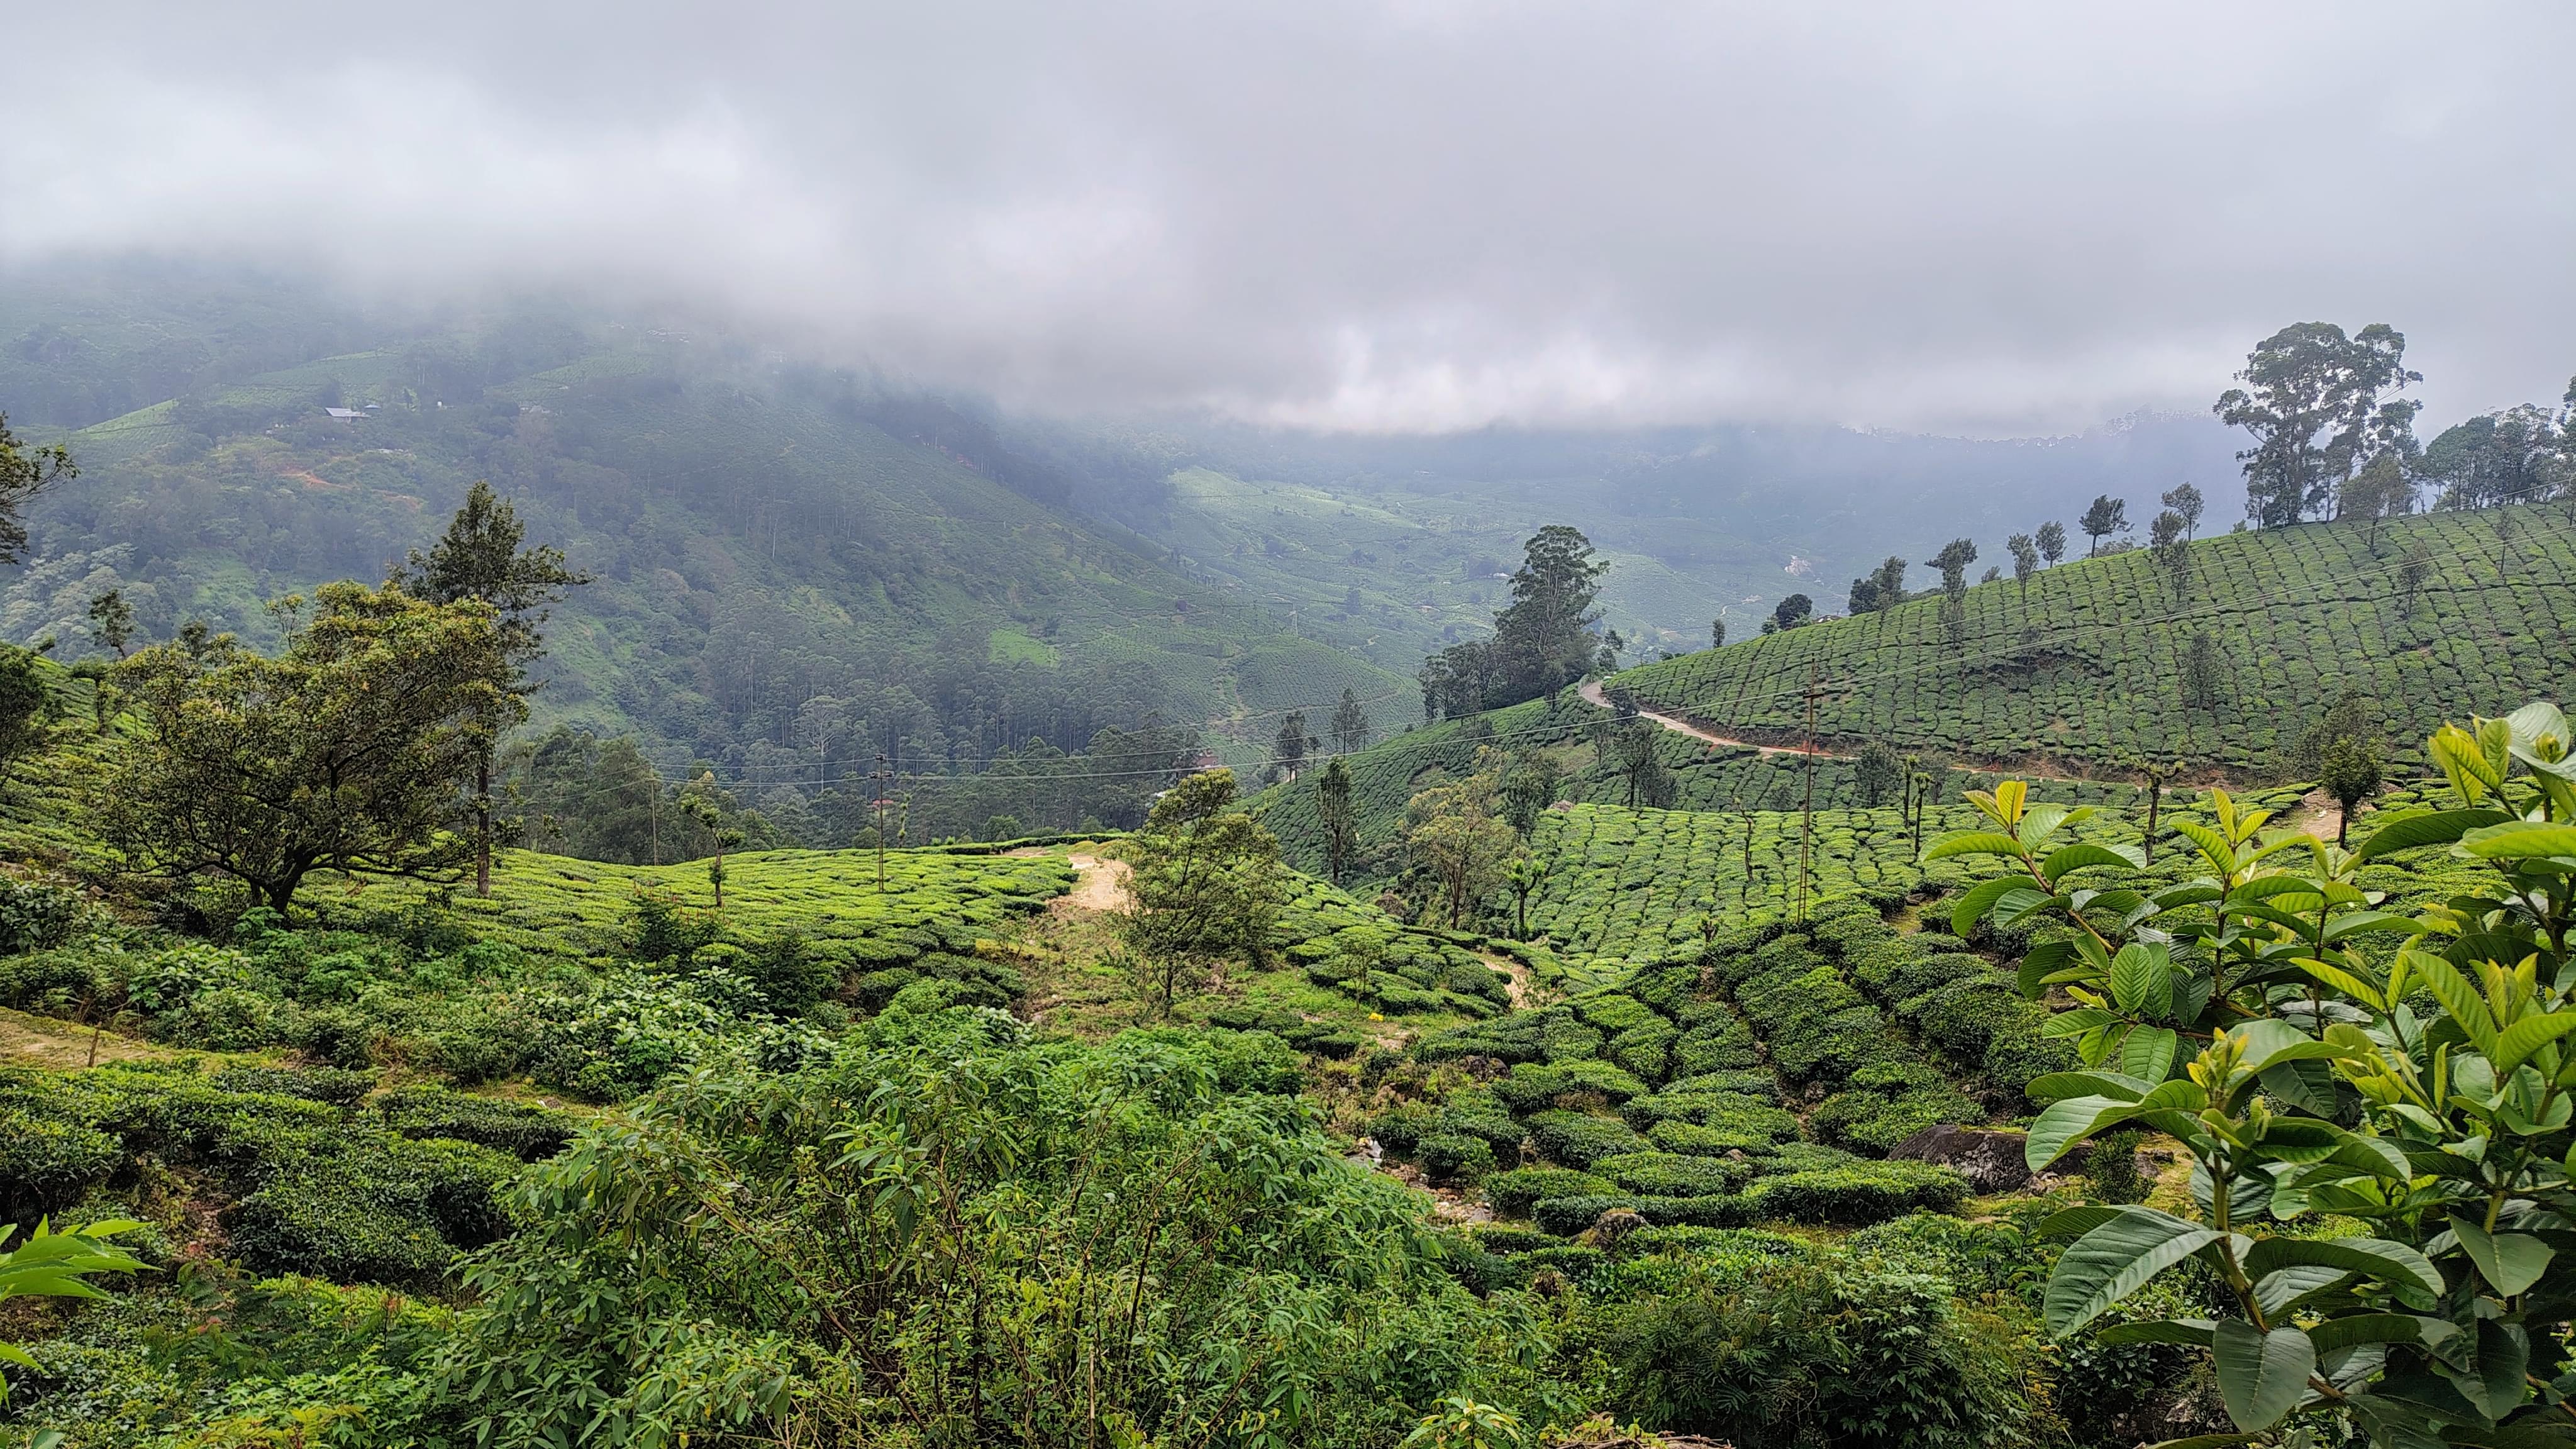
[1613, 501, 2576, 778]
[2, 308, 1409, 784]
[1122, 413, 2243, 656]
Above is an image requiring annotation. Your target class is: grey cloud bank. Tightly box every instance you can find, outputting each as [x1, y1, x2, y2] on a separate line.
[9, 1, 2573, 435]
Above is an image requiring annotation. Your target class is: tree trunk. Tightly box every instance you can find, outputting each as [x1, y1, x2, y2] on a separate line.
[475, 748, 493, 897]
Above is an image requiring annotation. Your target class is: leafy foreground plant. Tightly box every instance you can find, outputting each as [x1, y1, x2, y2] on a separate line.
[0, 1219, 143, 1396]
[430, 1012, 1560, 1449]
[1938, 704, 2576, 1446]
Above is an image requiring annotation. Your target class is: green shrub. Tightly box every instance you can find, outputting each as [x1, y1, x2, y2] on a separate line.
[1663, 1070, 1780, 1101]
[228, 1155, 457, 1285]
[1671, 1018, 1762, 1075]
[0, 877, 87, 955]
[0, 1106, 123, 1220]
[1418, 1133, 1497, 1183]
[1493, 1058, 1649, 1112]
[377, 1087, 577, 1160]
[1463, 1226, 1558, 1255]
[1604, 1021, 1678, 1084]
[216, 1067, 374, 1107]
[1520, 1244, 1610, 1282]
[1575, 994, 1661, 1034]
[1742, 1162, 1968, 1224]
[1601, 1258, 2023, 1448]
[1593, 1152, 1738, 1197]
[1633, 1195, 1753, 1228]
[1531, 1194, 1642, 1236]
[1365, 1102, 1438, 1155]
[1525, 1110, 1648, 1168]
[1484, 1166, 1613, 1215]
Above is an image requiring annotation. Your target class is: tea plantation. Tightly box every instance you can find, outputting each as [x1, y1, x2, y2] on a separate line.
[1611, 502, 2576, 775]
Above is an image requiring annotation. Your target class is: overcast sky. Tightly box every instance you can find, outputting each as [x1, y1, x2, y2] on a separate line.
[10, 2, 2573, 435]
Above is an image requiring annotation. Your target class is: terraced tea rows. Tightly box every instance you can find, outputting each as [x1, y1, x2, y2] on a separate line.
[338, 844, 1074, 976]
[1396, 901, 2043, 1237]
[1615, 503, 2576, 776]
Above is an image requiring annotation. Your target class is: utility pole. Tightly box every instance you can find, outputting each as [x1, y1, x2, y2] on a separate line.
[872, 753, 892, 891]
[1799, 662, 1819, 923]
[2143, 762, 2169, 865]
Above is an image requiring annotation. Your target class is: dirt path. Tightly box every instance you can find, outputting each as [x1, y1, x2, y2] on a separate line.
[1579, 679, 1818, 758]
[1059, 853, 1132, 913]
[1579, 677, 2102, 786]
[1, 1007, 176, 1070]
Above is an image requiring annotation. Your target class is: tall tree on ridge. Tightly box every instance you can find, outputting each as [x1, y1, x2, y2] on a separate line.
[1271, 709, 1313, 779]
[2216, 322, 2421, 528]
[2079, 495, 2128, 556]
[1315, 756, 1357, 884]
[394, 481, 589, 896]
[1925, 538, 1978, 600]
[2160, 482, 2206, 539]
[1329, 687, 1372, 755]
[2006, 533, 2040, 596]
[2035, 520, 2067, 568]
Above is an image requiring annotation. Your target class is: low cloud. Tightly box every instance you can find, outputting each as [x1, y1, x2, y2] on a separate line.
[10, 2, 2573, 434]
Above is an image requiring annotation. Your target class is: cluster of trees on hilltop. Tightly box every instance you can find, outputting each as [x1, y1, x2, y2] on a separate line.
[1417, 525, 1613, 719]
[1778, 325, 2576, 637]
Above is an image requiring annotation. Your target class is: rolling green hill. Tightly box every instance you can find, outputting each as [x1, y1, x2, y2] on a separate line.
[0, 273, 1419, 841]
[1609, 502, 2576, 780]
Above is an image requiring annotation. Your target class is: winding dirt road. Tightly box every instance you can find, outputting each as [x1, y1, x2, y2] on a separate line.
[1577, 678, 2106, 787]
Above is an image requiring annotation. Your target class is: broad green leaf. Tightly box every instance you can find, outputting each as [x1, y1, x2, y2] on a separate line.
[2492, 1012, 2576, 1077]
[2096, 1318, 2216, 1345]
[2506, 701, 2572, 758]
[2036, 1204, 2128, 1238]
[2045, 1208, 2229, 1335]
[2413, 953, 2502, 1059]
[2042, 842, 2146, 886]
[2212, 1320, 2316, 1431]
[2230, 874, 2331, 905]
[2459, 821, 2576, 861]
[2450, 1216, 2553, 1296]
[2355, 809, 2511, 860]
[1991, 779, 2028, 824]
[2026, 1096, 2139, 1170]
[2229, 1019, 2357, 1075]
[2110, 943, 2172, 1019]
[2172, 818, 2238, 873]
[2243, 1236, 2445, 1300]
[2319, 911, 2429, 943]
[2119, 1026, 2180, 1082]
[2302, 1314, 2451, 1353]
[1992, 887, 2061, 929]
[1949, 876, 2024, 935]
[2027, 1077, 2207, 1169]
[2295, 956, 2386, 1010]
[2457, 1318, 2531, 1421]
[2254, 1263, 2350, 1317]
[2015, 939, 2080, 999]
[1924, 830, 2029, 862]
[2019, 799, 2070, 846]
[2024, 1070, 2155, 1104]
[2431, 721, 2493, 799]
[2257, 1057, 2340, 1116]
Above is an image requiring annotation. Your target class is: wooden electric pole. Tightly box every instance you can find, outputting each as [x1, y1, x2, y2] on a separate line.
[1799, 663, 1819, 922]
